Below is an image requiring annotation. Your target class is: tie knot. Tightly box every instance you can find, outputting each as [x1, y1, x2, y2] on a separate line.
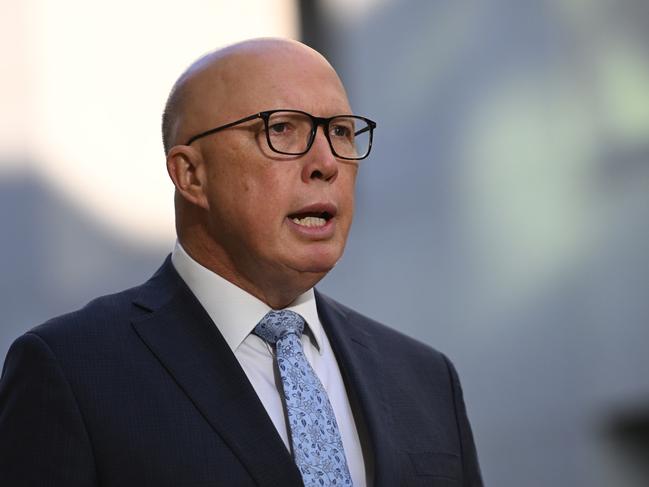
[254, 310, 305, 345]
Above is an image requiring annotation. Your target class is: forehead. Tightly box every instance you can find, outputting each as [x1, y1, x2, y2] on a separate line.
[192, 45, 352, 120]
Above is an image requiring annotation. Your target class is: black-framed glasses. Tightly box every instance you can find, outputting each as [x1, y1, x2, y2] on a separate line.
[185, 109, 376, 160]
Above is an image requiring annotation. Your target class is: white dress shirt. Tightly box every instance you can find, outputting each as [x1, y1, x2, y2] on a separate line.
[171, 242, 366, 486]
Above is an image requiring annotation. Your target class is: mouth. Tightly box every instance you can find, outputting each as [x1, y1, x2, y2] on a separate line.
[287, 203, 337, 229]
[289, 211, 333, 228]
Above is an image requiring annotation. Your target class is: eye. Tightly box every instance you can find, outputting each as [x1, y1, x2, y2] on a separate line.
[269, 122, 291, 135]
[331, 123, 353, 139]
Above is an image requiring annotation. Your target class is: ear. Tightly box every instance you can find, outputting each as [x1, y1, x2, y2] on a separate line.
[166, 145, 210, 210]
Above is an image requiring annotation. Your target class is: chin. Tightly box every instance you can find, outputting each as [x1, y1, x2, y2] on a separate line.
[291, 258, 335, 275]
[290, 252, 341, 276]
[281, 240, 346, 277]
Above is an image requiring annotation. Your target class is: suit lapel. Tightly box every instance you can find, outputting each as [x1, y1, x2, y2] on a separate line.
[130, 258, 302, 486]
[315, 291, 400, 487]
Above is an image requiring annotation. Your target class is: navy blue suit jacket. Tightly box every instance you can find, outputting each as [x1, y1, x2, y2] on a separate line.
[0, 257, 482, 486]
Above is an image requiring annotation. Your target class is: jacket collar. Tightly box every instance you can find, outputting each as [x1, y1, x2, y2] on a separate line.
[131, 257, 303, 486]
[131, 257, 397, 486]
[315, 290, 399, 487]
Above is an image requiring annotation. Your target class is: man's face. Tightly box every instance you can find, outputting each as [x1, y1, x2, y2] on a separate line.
[185, 45, 358, 297]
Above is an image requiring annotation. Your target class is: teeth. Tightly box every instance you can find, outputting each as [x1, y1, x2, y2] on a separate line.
[291, 216, 327, 227]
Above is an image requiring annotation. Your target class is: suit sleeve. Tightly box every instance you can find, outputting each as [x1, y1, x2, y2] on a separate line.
[0, 332, 98, 486]
[444, 355, 484, 487]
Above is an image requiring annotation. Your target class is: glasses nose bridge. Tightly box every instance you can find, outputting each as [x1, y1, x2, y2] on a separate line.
[308, 115, 333, 151]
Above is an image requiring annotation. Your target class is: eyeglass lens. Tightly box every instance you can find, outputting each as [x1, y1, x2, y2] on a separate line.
[266, 111, 371, 159]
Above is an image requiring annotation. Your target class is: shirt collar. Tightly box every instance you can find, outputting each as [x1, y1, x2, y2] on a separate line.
[171, 241, 323, 354]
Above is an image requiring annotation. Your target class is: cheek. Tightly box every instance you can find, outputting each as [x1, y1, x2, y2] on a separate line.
[228, 172, 288, 227]
[340, 167, 358, 208]
[205, 154, 257, 203]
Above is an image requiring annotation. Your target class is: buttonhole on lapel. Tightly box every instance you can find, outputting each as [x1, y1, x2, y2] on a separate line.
[407, 451, 460, 478]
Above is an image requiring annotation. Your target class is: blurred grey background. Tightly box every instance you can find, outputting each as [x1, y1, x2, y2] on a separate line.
[2, 0, 648, 485]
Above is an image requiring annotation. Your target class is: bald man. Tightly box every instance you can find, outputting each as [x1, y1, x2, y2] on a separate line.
[0, 39, 482, 486]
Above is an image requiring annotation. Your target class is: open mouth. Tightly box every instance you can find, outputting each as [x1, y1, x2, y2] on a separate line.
[289, 211, 333, 228]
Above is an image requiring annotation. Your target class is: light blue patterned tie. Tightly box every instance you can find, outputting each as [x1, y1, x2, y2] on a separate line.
[254, 310, 353, 486]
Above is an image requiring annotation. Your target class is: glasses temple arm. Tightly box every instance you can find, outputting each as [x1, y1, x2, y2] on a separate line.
[185, 113, 262, 145]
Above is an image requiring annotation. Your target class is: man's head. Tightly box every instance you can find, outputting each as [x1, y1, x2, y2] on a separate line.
[164, 38, 369, 308]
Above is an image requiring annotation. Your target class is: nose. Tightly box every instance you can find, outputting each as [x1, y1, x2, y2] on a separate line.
[301, 125, 338, 183]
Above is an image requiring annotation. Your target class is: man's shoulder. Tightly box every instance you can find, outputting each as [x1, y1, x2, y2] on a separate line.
[28, 283, 145, 346]
[26, 257, 179, 348]
[316, 291, 449, 366]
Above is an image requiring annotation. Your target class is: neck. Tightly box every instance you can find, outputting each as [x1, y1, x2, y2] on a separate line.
[178, 232, 324, 309]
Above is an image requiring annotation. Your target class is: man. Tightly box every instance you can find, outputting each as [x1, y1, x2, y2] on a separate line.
[0, 38, 482, 486]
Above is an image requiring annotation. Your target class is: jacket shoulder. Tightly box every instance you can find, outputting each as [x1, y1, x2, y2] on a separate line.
[27, 256, 179, 345]
[316, 291, 450, 366]
[29, 284, 144, 342]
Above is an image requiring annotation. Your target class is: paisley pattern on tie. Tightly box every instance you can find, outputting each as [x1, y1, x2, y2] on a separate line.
[255, 310, 353, 486]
